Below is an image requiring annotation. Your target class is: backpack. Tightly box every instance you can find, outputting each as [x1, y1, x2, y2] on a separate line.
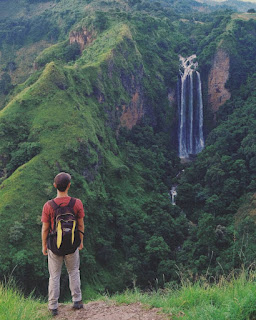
[47, 197, 81, 256]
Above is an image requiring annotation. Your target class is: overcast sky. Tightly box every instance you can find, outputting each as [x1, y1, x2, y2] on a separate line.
[212, 0, 256, 2]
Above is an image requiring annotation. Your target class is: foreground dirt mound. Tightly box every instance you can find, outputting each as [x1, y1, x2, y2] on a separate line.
[56, 300, 171, 320]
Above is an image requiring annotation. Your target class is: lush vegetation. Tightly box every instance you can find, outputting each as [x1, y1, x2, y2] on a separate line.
[175, 17, 256, 278]
[111, 271, 256, 320]
[0, 0, 255, 305]
[2, 271, 256, 320]
[0, 5, 184, 295]
[0, 281, 50, 320]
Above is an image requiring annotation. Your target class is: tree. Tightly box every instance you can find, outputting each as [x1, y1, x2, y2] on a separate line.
[0, 73, 12, 95]
[145, 236, 170, 274]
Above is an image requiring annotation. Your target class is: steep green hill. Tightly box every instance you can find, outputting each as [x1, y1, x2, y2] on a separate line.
[0, 1, 185, 295]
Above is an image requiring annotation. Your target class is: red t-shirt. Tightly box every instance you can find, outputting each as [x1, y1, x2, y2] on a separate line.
[41, 196, 85, 230]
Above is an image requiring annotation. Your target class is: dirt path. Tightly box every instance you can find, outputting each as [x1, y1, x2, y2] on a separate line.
[55, 301, 171, 320]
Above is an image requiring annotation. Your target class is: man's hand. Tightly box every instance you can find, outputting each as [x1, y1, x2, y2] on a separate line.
[42, 222, 50, 255]
[77, 218, 84, 251]
[42, 245, 48, 255]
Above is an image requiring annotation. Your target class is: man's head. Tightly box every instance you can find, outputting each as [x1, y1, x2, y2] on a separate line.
[54, 172, 71, 192]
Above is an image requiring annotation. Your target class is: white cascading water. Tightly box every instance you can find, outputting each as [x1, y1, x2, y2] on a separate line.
[170, 186, 177, 205]
[195, 71, 204, 154]
[178, 55, 205, 158]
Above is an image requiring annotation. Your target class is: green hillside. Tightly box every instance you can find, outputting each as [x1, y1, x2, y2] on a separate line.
[0, 0, 184, 294]
[0, 281, 50, 320]
[0, 0, 255, 300]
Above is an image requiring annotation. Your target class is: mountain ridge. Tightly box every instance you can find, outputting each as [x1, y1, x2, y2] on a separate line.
[195, 0, 256, 11]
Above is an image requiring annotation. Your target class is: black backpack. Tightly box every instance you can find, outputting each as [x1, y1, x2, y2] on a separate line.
[47, 197, 81, 256]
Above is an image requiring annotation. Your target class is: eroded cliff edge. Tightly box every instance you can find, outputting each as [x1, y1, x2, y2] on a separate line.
[208, 48, 231, 118]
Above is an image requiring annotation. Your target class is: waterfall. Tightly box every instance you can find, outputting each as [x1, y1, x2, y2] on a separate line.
[170, 186, 177, 205]
[178, 55, 205, 158]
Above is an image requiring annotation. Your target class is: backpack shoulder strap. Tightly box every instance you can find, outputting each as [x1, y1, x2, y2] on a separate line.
[68, 197, 76, 209]
[48, 199, 60, 231]
[48, 199, 59, 210]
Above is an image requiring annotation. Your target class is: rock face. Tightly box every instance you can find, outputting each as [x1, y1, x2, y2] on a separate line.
[167, 88, 175, 105]
[95, 33, 151, 131]
[69, 28, 95, 51]
[119, 69, 145, 130]
[104, 65, 146, 131]
[95, 64, 146, 131]
[119, 93, 144, 129]
[208, 49, 231, 117]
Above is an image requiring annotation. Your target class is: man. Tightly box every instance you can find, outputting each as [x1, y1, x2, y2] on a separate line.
[41, 172, 85, 317]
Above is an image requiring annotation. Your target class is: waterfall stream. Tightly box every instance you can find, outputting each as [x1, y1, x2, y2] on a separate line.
[178, 55, 205, 158]
[170, 186, 177, 205]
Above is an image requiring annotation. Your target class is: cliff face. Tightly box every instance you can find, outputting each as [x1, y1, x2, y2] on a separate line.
[119, 93, 144, 130]
[100, 63, 146, 131]
[208, 49, 231, 117]
[95, 31, 150, 131]
[69, 28, 95, 51]
[119, 67, 145, 130]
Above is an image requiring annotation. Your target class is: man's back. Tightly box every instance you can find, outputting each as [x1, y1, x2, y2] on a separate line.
[42, 196, 84, 231]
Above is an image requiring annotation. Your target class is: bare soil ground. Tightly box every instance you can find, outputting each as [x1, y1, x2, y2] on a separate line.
[55, 301, 171, 320]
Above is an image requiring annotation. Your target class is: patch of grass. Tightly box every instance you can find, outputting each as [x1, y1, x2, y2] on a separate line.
[110, 271, 256, 320]
[75, 23, 133, 67]
[0, 281, 50, 320]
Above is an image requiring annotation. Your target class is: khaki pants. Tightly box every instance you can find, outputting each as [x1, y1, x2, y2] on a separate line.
[48, 249, 82, 310]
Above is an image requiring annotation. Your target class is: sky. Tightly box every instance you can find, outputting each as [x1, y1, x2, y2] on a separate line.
[212, 0, 256, 2]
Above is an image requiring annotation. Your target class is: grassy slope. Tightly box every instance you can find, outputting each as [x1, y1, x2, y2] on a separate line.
[0, 0, 88, 108]
[0, 283, 50, 320]
[0, 61, 101, 285]
[1, 272, 256, 320]
[111, 272, 256, 320]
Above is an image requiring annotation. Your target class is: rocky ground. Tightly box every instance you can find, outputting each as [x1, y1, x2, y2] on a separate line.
[55, 301, 171, 320]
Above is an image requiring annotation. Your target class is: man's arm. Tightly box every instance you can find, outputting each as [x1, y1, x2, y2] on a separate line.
[77, 218, 84, 250]
[42, 222, 50, 255]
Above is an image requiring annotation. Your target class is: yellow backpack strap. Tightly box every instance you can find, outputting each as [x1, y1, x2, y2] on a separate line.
[57, 221, 62, 248]
[71, 221, 76, 244]
[49, 200, 64, 248]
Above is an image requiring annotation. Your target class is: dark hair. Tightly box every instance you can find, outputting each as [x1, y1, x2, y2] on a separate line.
[54, 172, 71, 192]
